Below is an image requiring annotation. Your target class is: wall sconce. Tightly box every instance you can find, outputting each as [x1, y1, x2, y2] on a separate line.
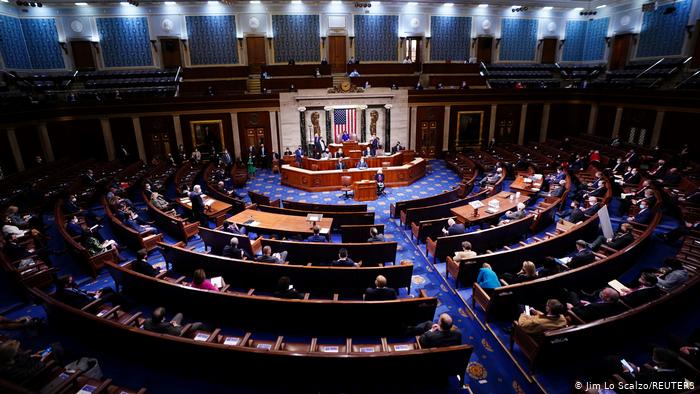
[471, 37, 477, 48]
[91, 41, 100, 54]
[321, 36, 326, 48]
[537, 39, 543, 49]
[686, 25, 694, 39]
[58, 41, 68, 54]
[237, 37, 244, 47]
[150, 39, 158, 52]
[495, 38, 501, 47]
[559, 39, 566, 49]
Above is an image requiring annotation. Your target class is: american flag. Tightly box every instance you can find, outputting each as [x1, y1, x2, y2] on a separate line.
[334, 108, 356, 143]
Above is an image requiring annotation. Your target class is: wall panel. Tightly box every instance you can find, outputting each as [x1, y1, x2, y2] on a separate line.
[354, 15, 398, 62]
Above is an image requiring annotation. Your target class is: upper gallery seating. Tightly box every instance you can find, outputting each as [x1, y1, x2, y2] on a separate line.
[589, 57, 690, 89]
[484, 64, 559, 89]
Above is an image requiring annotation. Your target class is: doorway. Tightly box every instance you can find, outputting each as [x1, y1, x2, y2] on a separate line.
[541, 38, 557, 64]
[328, 36, 346, 73]
[70, 41, 96, 70]
[246, 36, 267, 73]
[160, 38, 182, 68]
[476, 37, 493, 64]
[406, 37, 422, 64]
[609, 34, 633, 71]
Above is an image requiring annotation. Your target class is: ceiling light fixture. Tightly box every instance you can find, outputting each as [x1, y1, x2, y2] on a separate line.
[596, 4, 606, 8]
[477, 4, 488, 8]
[75, 2, 88, 5]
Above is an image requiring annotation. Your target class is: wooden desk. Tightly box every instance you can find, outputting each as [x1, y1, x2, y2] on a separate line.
[302, 152, 407, 171]
[353, 180, 377, 201]
[329, 142, 367, 155]
[227, 209, 333, 239]
[450, 192, 530, 225]
[178, 194, 232, 227]
[281, 158, 426, 192]
[509, 175, 543, 194]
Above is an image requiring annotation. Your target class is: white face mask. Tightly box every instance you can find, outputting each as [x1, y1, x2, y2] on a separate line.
[640, 204, 647, 210]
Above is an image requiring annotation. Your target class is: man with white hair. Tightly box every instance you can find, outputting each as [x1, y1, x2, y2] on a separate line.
[479, 167, 503, 187]
[442, 218, 465, 236]
[504, 202, 527, 220]
[189, 184, 207, 226]
[582, 196, 601, 219]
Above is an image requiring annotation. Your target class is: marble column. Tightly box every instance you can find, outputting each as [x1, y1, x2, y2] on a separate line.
[612, 107, 623, 138]
[7, 128, 24, 172]
[518, 104, 528, 145]
[442, 105, 451, 152]
[587, 103, 598, 135]
[650, 111, 665, 148]
[384, 104, 392, 153]
[230, 112, 242, 158]
[298, 107, 308, 154]
[409, 106, 417, 150]
[488, 104, 497, 143]
[100, 118, 116, 161]
[360, 106, 367, 143]
[38, 123, 54, 162]
[539, 104, 550, 143]
[173, 115, 183, 148]
[324, 107, 332, 144]
[269, 111, 279, 154]
[132, 117, 147, 162]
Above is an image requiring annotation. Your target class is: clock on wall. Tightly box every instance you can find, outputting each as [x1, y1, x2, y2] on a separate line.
[340, 81, 352, 92]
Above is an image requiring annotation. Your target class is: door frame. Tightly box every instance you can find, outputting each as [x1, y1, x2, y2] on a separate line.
[158, 36, 183, 69]
[328, 34, 347, 74]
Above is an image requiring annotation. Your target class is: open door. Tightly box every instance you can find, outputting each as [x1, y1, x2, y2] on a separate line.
[328, 36, 346, 74]
[609, 34, 633, 71]
[246, 36, 267, 73]
[476, 37, 493, 64]
[160, 38, 182, 68]
[70, 40, 95, 70]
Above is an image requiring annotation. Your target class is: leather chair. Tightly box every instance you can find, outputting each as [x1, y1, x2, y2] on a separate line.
[339, 176, 353, 199]
[271, 159, 280, 174]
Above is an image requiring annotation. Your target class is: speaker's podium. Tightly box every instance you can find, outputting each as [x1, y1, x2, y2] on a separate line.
[353, 180, 377, 201]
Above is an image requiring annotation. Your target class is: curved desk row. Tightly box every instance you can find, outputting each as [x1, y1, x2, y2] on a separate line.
[282, 151, 415, 171]
[281, 158, 427, 192]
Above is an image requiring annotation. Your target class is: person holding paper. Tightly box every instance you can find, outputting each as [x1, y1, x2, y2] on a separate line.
[618, 272, 661, 307]
[516, 299, 567, 335]
[442, 218, 465, 236]
[557, 240, 595, 269]
[273, 276, 303, 299]
[587, 223, 634, 251]
[255, 246, 288, 264]
[501, 202, 527, 223]
[566, 288, 625, 322]
[453, 241, 477, 262]
[356, 157, 368, 169]
[190, 269, 224, 292]
[582, 196, 601, 219]
[503, 261, 538, 284]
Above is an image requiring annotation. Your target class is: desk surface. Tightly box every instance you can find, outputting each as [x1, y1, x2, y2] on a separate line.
[227, 209, 333, 236]
[509, 175, 543, 194]
[179, 194, 232, 218]
[450, 192, 530, 224]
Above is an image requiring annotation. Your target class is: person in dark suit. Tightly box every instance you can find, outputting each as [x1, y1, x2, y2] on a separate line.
[588, 223, 634, 251]
[143, 307, 203, 336]
[636, 348, 687, 386]
[391, 141, 404, 154]
[660, 168, 681, 186]
[189, 185, 207, 227]
[610, 158, 625, 175]
[258, 144, 268, 168]
[313, 133, 322, 156]
[66, 216, 85, 237]
[255, 246, 287, 264]
[221, 221, 246, 235]
[273, 276, 304, 299]
[222, 237, 250, 259]
[356, 157, 368, 169]
[442, 218, 465, 236]
[306, 226, 327, 242]
[582, 197, 601, 218]
[362, 146, 373, 157]
[568, 288, 626, 322]
[364, 275, 397, 301]
[370, 136, 379, 156]
[331, 248, 359, 267]
[619, 272, 662, 307]
[622, 167, 641, 184]
[294, 145, 303, 166]
[131, 249, 160, 277]
[336, 159, 347, 170]
[647, 159, 667, 178]
[411, 313, 462, 348]
[367, 227, 384, 242]
[628, 201, 652, 224]
[375, 168, 385, 195]
[334, 148, 345, 159]
[54, 275, 116, 309]
[82, 169, 97, 186]
[561, 240, 596, 269]
[143, 183, 154, 200]
[562, 200, 585, 223]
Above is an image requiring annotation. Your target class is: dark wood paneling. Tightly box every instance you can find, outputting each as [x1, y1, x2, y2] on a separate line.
[693, 20, 700, 69]
[541, 38, 557, 64]
[262, 77, 333, 91]
[140, 116, 176, 161]
[495, 104, 521, 144]
[160, 38, 182, 69]
[109, 117, 137, 159]
[660, 111, 700, 153]
[448, 105, 492, 149]
[70, 40, 95, 70]
[350, 76, 418, 88]
[416, 106, 445, 157]
[0, 130, 17, 174]
[422, 63, 480, 74]
[48, 119, 106, 161]
[246, 36, 267, 67]
[328, 36, 346, 74]
[524, 104, 543, 143]
[262, 64, 331, 76]
[354, 63, 417, 75]
[179, 113, 234, 156]
[15, 126, 43, 168]
[237, 111, 271, 158]
[609, 34, 633, 71]
[619, 107, 656, 146]
[594, 105, 616, 137]
[182, 66, 249, 79]
[547, 104, 590, 140]
[476, 37, 493, 64]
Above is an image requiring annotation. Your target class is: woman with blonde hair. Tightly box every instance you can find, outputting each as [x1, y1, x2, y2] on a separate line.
[504, 260, 538, 284]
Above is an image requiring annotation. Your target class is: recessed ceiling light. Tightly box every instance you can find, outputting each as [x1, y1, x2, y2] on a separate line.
[573, 7, 584, 11]
[291, 0, 302, 3]
[164, 1, 176, 4]
[250, 0, 260, 3]
[512, 5, 521, 8]
[75, 2, 88, 5]
[596, 4, 606, 9]
[207, 0, 218, 3]
[332, 0, 341, 4]
[443, 2, 454, 7]
[120, 1, 129, 4]
[1, 0, 10, 3]
[543, 6, 553, 10]
[477, 4, 488, 8]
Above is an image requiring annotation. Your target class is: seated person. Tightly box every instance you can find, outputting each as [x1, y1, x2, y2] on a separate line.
[538, 256, 563, 277]
[284, 147, 292, 156]
[142, 307, 203, 336]
[628, 200, 652, 224]
[348, 69, 360, 77]
[635, 348, 687, 387]
[221, 221, 246, 235]
[622, 167, 641, 185]
[273, 276, 304, 299]
[321, 149, 331, 159]
[362, 146, 373, 157]
[391, 141, 404, 154]
[66, 216, 85, 237]
[479, 167, 502, 187]
[503, 261, 538, 284]
[331, 248, 359, 267]
[334, 148, 345, 158]
[655, 258, 688, 291]
[411, 313, 462, 348]
[561, 200, 584, 223]
[255, 246, 287, 264]
[588, 223, 634, 251]
[557, 239, 595, 269]
[367, 227, 384, 242]
[215, 181, 237, 197]
[80, 230, 119, 257]
[618, 180, 652, 216]
[306, 226, 327, 242]
[476, 263, 500, 295]
[660, 167, 681, 186]
[364, 275, 397, 301]
[584, 180, 608, 199]
[0, 339, 46, 384]
[336, 159, 347, 170]
[2, 234, 33, 262]
[582, 196, 601, 219]
[566, 287, 626, 322]
[453, 241, 477, 262]
[54, 275, 117, 309]
[150, 192, 175, 213]
[501, 202, 527, 223]
[222, 237, 251, 260]
[442, 218, 465, 236]
[190, 268, 224, 292]
[617, 272, 662, 307]
[356, 157, 368, 169]
[516, 299, 568, 335]
[539, 179, 566, 198]
[131, 248, 161, 277]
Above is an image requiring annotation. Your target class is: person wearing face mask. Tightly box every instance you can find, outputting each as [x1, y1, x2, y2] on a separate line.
[628, 201, 652, 224]
[561, 200, 584, 223]
[610, 158, 625, 175]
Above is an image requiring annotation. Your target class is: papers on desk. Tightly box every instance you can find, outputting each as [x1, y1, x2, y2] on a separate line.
[76, 384, 97, 394]
[320, 227, 330, 234]
[308, 214, 322, 222]
[488, 199, 500, 209]
[180, 197, 191, 204]
[204, 200, 214, 208]
[194, 333, 210, 342]
[210, 276, 224, 289]
[359, 347, 376, 353]
[469, 200, 485, 209]
[557, 257, 572, 265]
[320, 346, 339, 353]
[223, 337, 240, 346]
[393, 344, 411, 351]
[96, 309, 108, 318]
[256, 343, 273, 350]
[608, 280, 630, 293]
[243, 220, 259, 226]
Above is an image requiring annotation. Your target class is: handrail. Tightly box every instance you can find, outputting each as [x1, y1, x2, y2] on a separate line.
[635, 57, 664, 79]
[674, 69, 700, 89]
